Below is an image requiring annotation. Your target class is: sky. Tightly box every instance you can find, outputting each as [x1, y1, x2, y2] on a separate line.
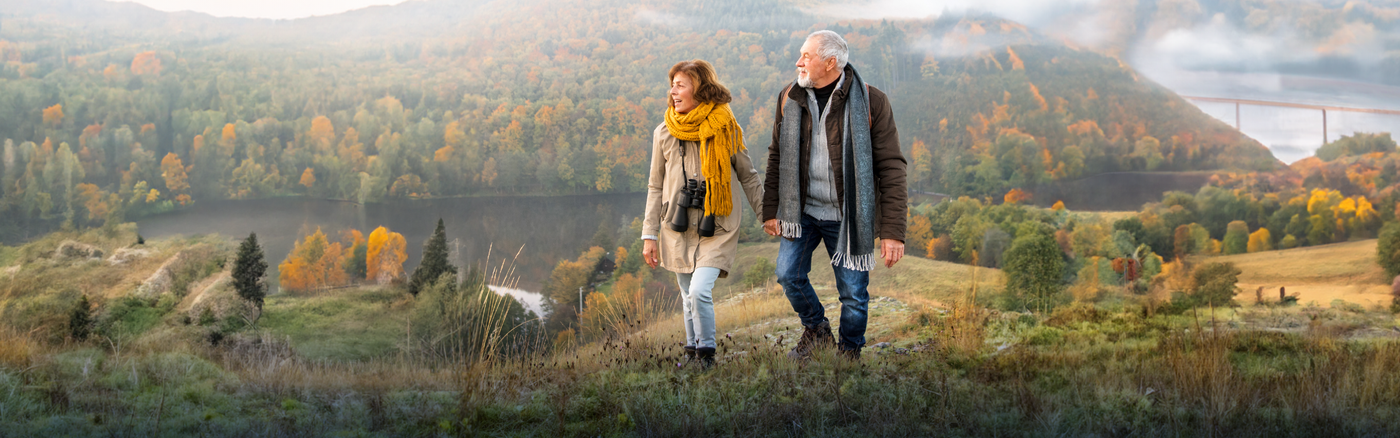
[114, 0, 408, 19]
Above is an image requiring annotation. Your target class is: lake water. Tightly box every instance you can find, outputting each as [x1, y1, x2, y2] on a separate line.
[135, 194, 646, 297]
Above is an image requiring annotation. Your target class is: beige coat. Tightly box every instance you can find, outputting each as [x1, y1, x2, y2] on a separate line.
[642, 123, 764, 277]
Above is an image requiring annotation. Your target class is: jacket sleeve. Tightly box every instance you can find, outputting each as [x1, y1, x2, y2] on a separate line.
[761, 87, 787, 222]
[641, 126, 668, 239]
[868, 86, 907, 242]
[732, 142, 764, 218]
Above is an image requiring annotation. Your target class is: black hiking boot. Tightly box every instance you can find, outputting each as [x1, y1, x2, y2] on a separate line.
[786, 321, 835, 360]
[683, 345, 697, 365]
[696, 347, 716, 370]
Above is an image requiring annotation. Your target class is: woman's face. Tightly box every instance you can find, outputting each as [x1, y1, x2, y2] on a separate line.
[670, 73, 698, 114]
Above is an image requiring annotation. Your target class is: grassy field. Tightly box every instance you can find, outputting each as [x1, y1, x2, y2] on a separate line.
[259, 288, 415, 361]
[4, 229, 1400, 436]
[1206, 239, 1394, 308]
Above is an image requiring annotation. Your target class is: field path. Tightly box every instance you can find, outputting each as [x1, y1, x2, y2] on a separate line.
[179, 270, 230, 312]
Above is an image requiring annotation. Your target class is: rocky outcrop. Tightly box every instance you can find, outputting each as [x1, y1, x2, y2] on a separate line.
[107, 247, 151, 266]
[54, 240, 104, 260]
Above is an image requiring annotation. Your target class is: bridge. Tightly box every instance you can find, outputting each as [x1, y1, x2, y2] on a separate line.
[1181, 96, 1400, 145]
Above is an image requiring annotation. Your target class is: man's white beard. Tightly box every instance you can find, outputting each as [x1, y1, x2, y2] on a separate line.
[797, 70, 814, 88]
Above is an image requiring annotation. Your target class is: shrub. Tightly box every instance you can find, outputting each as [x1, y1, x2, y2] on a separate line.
[1189, 262, 1241, 307]
[742, 257, 775, 289]
[68, 295, 93, 342]
[1378, 222, 1400, 279]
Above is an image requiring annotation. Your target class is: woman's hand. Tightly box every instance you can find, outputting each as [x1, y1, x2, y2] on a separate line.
[642, 239, 659, 269]
[763, 219, 780, 236]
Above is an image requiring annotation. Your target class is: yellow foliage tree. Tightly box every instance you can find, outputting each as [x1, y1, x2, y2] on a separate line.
[1052, 200, 1065, 211]
[367, 226, 407, 284]
[1246, 228, 1273, 253]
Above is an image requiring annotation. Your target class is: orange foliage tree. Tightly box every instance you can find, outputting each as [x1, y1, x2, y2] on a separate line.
[42, 104, 64, 127]
[130, 51, 162, 76]
[1004, 188, 1032, 204]
[300, 168, 316, 189]
[160, 153, 190, 205]
[278, 228, 353, 292]
[367, 226, 407, 284]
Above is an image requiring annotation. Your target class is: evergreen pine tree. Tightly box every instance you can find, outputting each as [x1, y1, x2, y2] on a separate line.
[233, 232, 269, 311]
[68, 295, 93, 342]
[409, 218, 457, 296]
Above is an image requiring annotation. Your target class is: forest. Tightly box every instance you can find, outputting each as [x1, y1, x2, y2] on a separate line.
[4, 0, 1345, 242]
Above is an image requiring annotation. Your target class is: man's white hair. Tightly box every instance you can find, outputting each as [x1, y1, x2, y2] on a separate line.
[806, 30, 849, 70]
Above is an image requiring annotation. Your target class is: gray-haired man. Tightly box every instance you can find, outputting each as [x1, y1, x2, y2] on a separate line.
[760, 30, 908, 360]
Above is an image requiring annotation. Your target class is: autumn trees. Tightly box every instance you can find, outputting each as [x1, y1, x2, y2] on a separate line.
[278, 226, 406, 292]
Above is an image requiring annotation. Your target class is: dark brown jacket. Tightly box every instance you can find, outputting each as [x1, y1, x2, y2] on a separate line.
[761, 66, 908, 242]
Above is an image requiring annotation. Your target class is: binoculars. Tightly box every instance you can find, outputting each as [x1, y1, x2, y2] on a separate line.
[669, 179, 716, 237]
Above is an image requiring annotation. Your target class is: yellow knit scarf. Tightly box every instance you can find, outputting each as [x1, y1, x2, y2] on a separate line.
[664, 102, 745, 217]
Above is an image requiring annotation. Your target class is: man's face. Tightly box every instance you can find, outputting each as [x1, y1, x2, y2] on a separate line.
[796, 37, 836, 88]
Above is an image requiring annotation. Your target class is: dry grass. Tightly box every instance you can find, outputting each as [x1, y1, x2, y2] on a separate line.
[1206, 239, 1393, 307]
[0, 327, 39, 369]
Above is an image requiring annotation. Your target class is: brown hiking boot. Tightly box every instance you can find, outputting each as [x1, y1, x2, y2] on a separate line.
[838, 346, 861, 361]
[787, 321, 835, 360]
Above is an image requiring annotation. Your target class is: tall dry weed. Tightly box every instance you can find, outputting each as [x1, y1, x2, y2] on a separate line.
[0, 326, 38, 369]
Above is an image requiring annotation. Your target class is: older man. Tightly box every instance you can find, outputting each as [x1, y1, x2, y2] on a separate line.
[761, 30, 907, 360]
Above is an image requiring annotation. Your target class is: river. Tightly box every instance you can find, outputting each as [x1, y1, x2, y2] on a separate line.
[135, 194, 647, 300]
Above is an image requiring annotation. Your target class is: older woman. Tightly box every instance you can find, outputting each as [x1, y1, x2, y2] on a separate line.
[641, 60, 763, 369]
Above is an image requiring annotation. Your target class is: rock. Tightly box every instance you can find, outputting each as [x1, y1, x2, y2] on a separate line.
[54, 240, 104, 260]
[874, 342, 892, 349]
[107, 248, 151, 265]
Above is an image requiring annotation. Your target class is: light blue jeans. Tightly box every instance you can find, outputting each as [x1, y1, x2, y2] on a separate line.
[676, 267, 721, 349]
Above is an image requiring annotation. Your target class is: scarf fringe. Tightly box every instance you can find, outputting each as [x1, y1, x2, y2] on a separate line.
[778, 220, 802, 239]
[831, 252, 875, 272]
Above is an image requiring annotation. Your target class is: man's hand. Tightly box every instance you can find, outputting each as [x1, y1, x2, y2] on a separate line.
[881, 239, 904, 268]
[763, 219, 780, 237]
[642, 239, 659, 269]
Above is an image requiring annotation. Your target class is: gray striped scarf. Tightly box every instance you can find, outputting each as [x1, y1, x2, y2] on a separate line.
[775, 67, 876, 271]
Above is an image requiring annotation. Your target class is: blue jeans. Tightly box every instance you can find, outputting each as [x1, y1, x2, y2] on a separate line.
[775, 214, 870, 350]
[676, 267, 720, 349]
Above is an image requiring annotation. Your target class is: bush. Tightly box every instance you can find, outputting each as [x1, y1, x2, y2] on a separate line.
[1189, 262, 1241, 307]
[1378, 222, 1400, 279]
[68, 295, 93, 342]
[97, 296, 163, 340]
[741, 257, 775, 289]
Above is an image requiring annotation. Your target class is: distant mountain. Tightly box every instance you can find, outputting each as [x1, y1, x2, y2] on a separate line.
[0, 0, 1278, 236]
